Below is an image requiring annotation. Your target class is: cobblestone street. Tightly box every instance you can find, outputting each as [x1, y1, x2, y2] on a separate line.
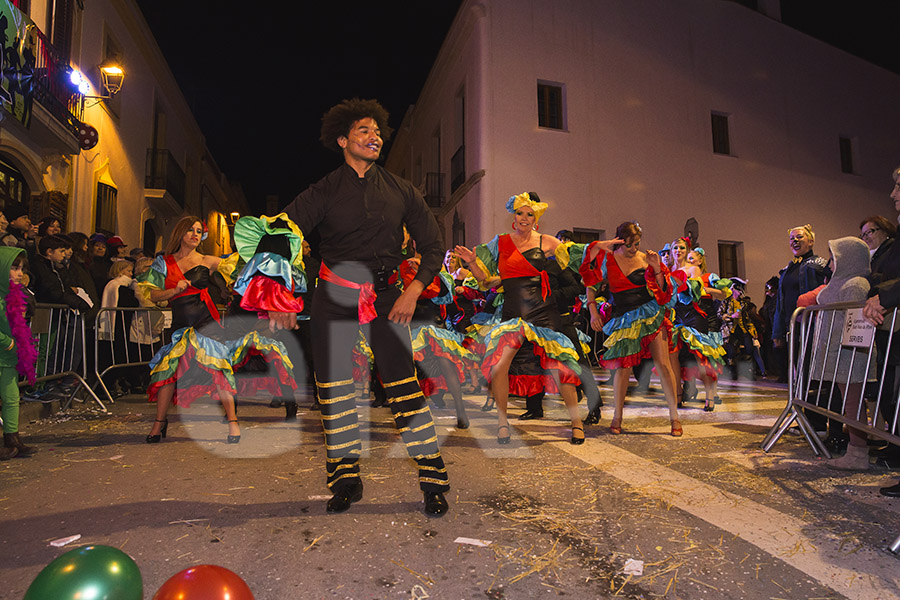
[1, 377, 899, 599]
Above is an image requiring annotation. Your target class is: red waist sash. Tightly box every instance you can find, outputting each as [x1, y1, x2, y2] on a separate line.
[498, 234, 550, 301]
[319, 263, 378, 324]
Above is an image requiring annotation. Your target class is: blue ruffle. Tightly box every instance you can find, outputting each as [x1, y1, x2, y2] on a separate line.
[429, 271, 456, 305]
[149, 327, 232, 370]
[602, 298, 667, 337]
[233, 252, 306, 296]
[484, 317, 577, 355]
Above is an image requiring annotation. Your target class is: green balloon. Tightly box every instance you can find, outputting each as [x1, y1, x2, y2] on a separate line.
[25, 545, 142, 600]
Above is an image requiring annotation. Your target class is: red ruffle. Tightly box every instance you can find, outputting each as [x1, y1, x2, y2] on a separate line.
[237, 378, 283, 398]
[679, 352, 722, 382]
[579, 242, 604, 287]
[240, 276, 303, 314]
[645, 263, 673, 305]
[147, 345, 236, 408]
[419, 376, 447, 397]
[481, 330, 581, 395]
[600, 317, 675, 370]
[232, 347, 298, 392]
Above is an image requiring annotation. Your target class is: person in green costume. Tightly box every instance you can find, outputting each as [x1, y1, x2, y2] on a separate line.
[0, 246, 38, 458]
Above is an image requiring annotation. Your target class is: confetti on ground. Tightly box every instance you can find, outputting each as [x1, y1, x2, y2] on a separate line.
[623, 558, 643, 576]
[49, 534, 81, 547]
[454, 537, 492, 547]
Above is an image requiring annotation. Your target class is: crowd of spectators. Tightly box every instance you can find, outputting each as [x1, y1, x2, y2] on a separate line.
[0, 203, 152, 400]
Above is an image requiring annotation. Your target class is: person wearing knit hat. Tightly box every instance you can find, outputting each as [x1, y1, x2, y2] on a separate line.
[106, 235, 129, 261]
[2, 204, 35, 257]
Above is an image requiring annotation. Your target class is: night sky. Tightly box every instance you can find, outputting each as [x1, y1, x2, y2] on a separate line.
[134, 0, 900, 210]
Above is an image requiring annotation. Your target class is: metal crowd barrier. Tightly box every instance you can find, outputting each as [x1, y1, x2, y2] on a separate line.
[762, 301, 900, 454]
[19, 303, 105, 411]
[761, 301, 900, 552]
[94, 305, 173, 406]
[93, 305, 228, 406]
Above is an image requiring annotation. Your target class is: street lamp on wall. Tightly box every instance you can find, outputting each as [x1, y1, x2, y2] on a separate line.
[229, 212, 240, 225]
[99, 65, 125, 96]
[69, 62, 125, 100]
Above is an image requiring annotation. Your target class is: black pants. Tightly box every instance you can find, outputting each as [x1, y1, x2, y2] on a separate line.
[311, 278, 449, 494]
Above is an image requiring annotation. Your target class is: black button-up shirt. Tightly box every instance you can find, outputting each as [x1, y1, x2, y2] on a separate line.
[285, 163, 442, 286]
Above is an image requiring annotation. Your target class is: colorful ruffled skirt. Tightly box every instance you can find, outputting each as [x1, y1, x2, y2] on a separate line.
[671, 323, 725, 380]
[481, 318, 581, 396]
[411, 324, 480, 396]
[600, 299, 674, 370]
[148, 327, 296, 407]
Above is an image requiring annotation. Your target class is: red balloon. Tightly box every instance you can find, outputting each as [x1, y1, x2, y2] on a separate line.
[153, 565, 254, 600]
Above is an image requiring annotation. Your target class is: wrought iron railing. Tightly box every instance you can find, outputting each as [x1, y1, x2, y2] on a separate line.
[145, 149, 186, 208]
[424, 172, 444, 208]
[28, 21, 84, 131]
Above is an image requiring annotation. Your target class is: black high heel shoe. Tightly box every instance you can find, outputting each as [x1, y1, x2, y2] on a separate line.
[497, 424, 511, 444]
[146, 419, 168, 444]
[481, 396, 495, 412]
[703, 399, 714, 412]
[570, 425, 585, 445]
[226, 420, 241, 444]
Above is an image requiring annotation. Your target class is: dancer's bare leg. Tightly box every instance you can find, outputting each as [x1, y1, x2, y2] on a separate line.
[611, 367, 630, 429]
[556, 379, 584, 440]
[149, 383, 174, 436]
[649, 333, 680, 421]
[219, 391, 240, 437]
[669, 350, 683, 403]
[439, 357, 468, 427]
[489, 344, 520, 434]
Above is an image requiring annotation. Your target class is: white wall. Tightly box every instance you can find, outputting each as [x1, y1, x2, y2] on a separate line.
[390, 0, 900, 301]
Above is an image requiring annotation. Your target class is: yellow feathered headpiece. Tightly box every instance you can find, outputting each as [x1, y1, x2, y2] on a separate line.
[506, 192, 548, 221]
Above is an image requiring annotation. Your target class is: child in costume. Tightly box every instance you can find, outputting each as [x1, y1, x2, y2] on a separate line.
[0, 247, 38, 458]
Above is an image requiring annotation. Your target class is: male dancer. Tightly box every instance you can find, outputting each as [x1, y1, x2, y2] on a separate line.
[270, 98, 449, 516]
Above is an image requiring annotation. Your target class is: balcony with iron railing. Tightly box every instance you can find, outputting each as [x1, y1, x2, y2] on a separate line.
[424, 172, 444, 208]
[2, 4, 84, 134]
[450, 145, 465, 193]
[145, 149, 186, 209]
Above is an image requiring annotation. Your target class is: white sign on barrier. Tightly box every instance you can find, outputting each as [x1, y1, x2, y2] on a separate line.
[842, 308, 875, 348]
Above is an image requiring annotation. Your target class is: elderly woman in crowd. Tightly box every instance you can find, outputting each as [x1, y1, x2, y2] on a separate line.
[860, 215, 896, 272]
[863, 166, 900, 492]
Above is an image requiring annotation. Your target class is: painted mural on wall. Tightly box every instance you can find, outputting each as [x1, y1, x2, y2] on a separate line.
[0, 0, 37, 128]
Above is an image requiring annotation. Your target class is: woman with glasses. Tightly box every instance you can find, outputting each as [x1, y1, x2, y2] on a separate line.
[860, 216, 896, 273]
[581, 221, 683, 436]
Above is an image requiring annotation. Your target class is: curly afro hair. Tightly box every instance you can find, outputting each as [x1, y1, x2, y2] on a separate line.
[320, 98, 394, 153]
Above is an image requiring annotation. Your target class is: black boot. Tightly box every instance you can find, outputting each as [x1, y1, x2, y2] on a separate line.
[0, 445, 17, 460]
[326, 481, 363, 513]
[4, 432, 34, 456]
[284, 401, 298, 421]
